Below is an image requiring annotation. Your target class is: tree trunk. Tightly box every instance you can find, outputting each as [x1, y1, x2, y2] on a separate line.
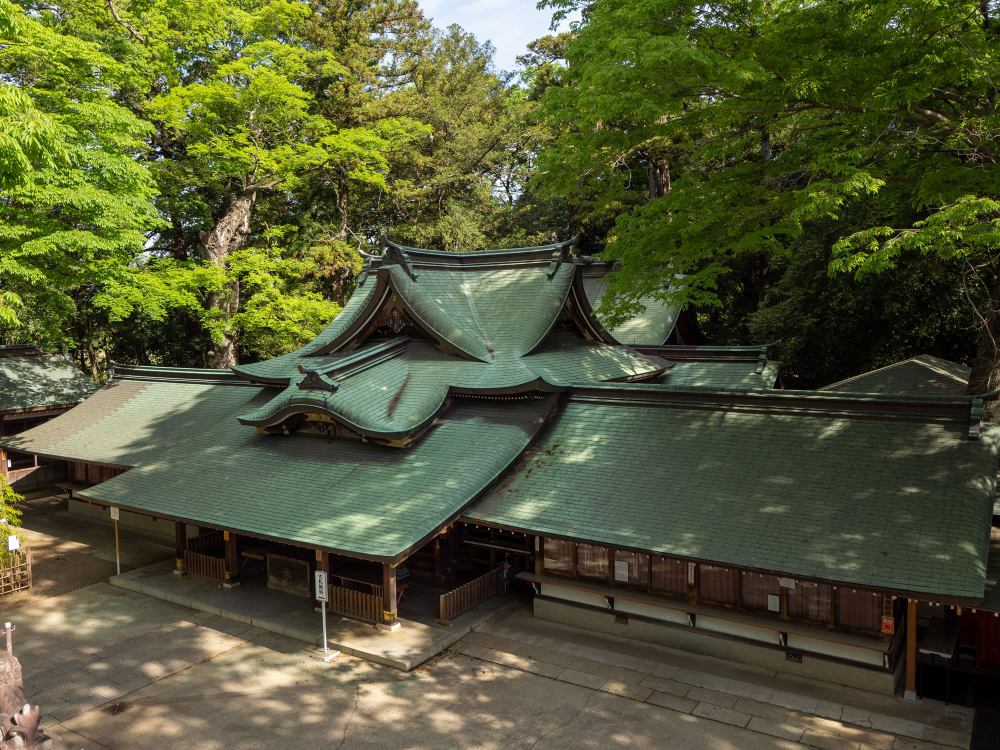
[966, 302, 1000, 421]
[86, 339, 100, 383]
[200, 190, 256, 369]
[647, 147, 671, 201]
[334, 173, 349, 242]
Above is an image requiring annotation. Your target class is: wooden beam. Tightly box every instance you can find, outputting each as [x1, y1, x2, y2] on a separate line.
[223, 531, 240, 588]
[904, 598, 918, 701]
[174, 522, 186, 576]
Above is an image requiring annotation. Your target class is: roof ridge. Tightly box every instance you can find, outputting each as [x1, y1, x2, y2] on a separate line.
[112, 365, 258, 386]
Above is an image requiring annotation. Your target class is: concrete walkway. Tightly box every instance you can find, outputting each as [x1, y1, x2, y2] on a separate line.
[111, 560, 525, 670]
[452, 606, 974, 750]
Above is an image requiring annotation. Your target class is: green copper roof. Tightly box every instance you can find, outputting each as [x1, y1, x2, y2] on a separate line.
[0, 346, 97, 412]
[821, 354, 970, 395]
[1, 371, 554, 561]
[464, 388, 999, 600]
[581, 271, 681, 346]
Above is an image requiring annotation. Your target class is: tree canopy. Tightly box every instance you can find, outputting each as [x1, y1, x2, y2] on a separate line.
[2, 0, 997, 394]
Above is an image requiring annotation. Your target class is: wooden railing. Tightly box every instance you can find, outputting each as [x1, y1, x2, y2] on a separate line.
[436, 565, 506, 626]
[184, 550, 225, 582]
[0, 549, 31, 596]
[328, 585, 383, 624]
[187, 531, 224, 555]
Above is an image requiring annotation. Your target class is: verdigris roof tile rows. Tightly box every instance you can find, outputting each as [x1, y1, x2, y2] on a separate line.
[581, 272, 681, 346]
[464, 388, 1000, 601]
[821, 354, 971, 395]
[0, 346, 97, 412]
[2, 371, 556, 560]
[231, 242, 681, 441]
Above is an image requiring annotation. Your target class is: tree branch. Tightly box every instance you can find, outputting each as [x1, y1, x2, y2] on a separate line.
[107, 1, 148, 43]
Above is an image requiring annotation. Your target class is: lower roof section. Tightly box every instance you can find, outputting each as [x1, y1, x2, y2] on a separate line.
[463, 387, 1000, 602]
[0, 370, 555, 561]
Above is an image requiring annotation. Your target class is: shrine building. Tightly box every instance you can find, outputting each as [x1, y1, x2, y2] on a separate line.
[2, 240, 999, 701]
[0, 345, 97, 492]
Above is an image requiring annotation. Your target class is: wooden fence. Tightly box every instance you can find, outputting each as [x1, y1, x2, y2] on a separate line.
[187, 530, 224, 555]
[436, 565, 506, 626]
[0, 549, 31, 596]
[184, 550, 225, 583]
[328, 585, 383, 624]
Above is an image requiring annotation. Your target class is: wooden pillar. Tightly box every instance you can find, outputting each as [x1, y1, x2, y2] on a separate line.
[433, 537, 442, 586]
[904, 598, 919, 701]
[173, 522, 186, 576]
[380, 562, 399, 630]
[223, 531, 240, 588]
[535, 536, 544, 574]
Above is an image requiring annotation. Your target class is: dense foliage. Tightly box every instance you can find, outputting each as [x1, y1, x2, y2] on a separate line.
[2, 0, 997, 391]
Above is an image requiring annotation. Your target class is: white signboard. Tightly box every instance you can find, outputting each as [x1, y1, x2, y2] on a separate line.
[315, 570, 328, 602]
[779, 577, 796, 589]
[687, 562, 696, 585]
[110, 507, 120, 521]
[613, 561, 629, 583]
[6, 536, 17, 552]
[767, 594, 780, 612]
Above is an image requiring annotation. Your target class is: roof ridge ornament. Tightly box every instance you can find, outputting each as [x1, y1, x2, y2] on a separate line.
[546, 235, 580, 279]
[380, 234, 418, 281]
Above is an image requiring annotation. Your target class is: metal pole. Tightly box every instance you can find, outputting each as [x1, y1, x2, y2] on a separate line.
[114, 519, 120, 576]
[321, 605, 327, 654]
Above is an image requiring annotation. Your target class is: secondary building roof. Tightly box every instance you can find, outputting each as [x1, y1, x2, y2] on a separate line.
[464, 386, 1000, 602]
[7, 366, 555, 560]
[820, 354, 970, 395]
[0, 345, 97, 413]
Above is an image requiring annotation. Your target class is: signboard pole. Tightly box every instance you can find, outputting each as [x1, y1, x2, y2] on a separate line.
[312, 570, 338, 662]
[110, 507, 120, 575]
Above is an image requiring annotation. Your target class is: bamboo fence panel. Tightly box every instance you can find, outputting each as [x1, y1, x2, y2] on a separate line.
[0, 549, 31, 596]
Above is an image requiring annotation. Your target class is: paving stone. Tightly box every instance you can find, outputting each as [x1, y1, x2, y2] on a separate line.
[890, 738, 962, 750]
[584, 663, 646, 685]
[452, 641, 489, 659]
[460, 631, 489, 646]
[556, 668, 606, 690]
[638, 675, 692, 698]
[646, 691, 697, 714]
[918, 727, 972, 749]
[839, 724, 894, 748]
[476, 634, 524, 653]
[841, 706, 874, 727]
[114, 675, 154, 695]
[801, 729, 861, 750]
[816, 701, 844, 721]
[601, 680, 653, 702]
[686, 686, 739, 709]
[692, 702, 752, 728]
[771, 690, 820, 713]
[519, 659, 565, 679]
[25, 670, 64, 692]
[673, 668, 774, 702]
[747, 716, 805, 742]
[868, 714, 926, 740]
[482, 649, 527, 669]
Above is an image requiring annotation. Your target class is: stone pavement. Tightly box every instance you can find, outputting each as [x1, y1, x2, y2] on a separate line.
[112, 559, 525, 670]
[451, 608, 973, 750]
[2, 583, 266, 727]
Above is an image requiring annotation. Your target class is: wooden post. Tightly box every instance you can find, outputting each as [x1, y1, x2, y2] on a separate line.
[535, 536, 543, 574]
[434, 537, 442, 586]
[380, 562, 399, 630]
[223, 530, 240, 588]
[174, 521, 187, 576]
[904, 598, 919, 702]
